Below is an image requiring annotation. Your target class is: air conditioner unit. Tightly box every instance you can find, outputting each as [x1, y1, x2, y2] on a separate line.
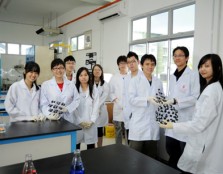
[36, 27, 63, 36]
[97, 1, 127, 22]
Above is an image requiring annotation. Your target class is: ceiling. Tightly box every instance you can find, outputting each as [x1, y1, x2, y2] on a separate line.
[0, 0, 112, 26]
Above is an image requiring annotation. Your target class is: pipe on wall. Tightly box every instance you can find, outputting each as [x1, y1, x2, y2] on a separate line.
[59, 0, 121, 28]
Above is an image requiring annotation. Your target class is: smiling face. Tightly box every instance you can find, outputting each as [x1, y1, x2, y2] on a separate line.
[52, 64, 65, 79]
[79, 69, 89, 85]
[199, 59, 213, 82]
[173, 49, 189, 70]
[25, 71, 39, 83]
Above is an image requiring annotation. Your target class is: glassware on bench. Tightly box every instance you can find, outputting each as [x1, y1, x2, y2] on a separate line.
[22, 154, 37, 174]
[70, 149, 85, 174]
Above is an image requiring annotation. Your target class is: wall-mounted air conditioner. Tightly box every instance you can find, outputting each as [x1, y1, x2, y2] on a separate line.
[97, 1, 128, 22]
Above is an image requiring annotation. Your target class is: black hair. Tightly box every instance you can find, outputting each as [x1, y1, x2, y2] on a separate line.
[127, 51, 139, 61]
[24, 61, 40, 90]
[92, 64, 105, 86]
[140, 54, 156, 66]
[117, 55, 127, 65]
[64, 55, 76, 63]
[51, 58, 65, 70]
[75, 67, 93, 99]
[173, 46, 189, 58]
[198, 54, 223, 94]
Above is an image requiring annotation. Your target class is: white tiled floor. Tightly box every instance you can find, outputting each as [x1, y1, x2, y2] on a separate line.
[80, 136, 116, 150]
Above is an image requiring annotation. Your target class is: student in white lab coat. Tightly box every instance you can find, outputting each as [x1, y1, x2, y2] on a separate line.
[5, 61, 41, 122]
[64, 55, 76, 83]
[128, 54, 163, 158]
[109, 55, 128, 144]
[75, 67, 99, 149]
[40, 58, 80, 123]
[123, 51, 142, 145]
[92, 64, 109, 147]
[163, 46, 200, 169]
[160, 54, 223, 174]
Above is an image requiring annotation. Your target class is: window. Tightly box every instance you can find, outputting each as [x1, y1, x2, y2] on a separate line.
[78, 35, 85, 50]
[151, 12, 168, 38]
[173, 5, 195, 34]
[71, 30, 92, 52]
[21, 45, 33, 55]
[8, 43, 19, 55]
[130, 3, 195, 94]
[132, 18, 147, 41]
[130, 44, 147, 59]
[0, 43, 6, 54]
[71, 37, 77, 51]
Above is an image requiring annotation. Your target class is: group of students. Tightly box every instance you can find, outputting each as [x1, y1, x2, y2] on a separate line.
[109, 47, 223, 174]
[4, 56, 109, 149]
[4, 46, 223, 173]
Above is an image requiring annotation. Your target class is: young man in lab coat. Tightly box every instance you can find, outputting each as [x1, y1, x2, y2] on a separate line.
[123, 51, 142, 145]
[128, 54, 163, 158]
[64, 55, 76, 83]
[109, 55, 128, 144]
[164, 46, 200, 169]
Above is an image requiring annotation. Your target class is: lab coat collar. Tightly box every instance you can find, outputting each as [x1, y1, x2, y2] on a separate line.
[19, 79, 37, 91]
[79, 85, 90, 98]
[50, 76, 72, 92]
[94, 81, 101, 87]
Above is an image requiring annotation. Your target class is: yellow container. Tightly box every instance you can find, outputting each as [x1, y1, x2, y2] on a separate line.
[105, 124, 115, 138]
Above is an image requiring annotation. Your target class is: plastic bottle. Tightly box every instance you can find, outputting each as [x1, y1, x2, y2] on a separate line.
[70, 149, 85, 174]
[22, 154, 37, 174]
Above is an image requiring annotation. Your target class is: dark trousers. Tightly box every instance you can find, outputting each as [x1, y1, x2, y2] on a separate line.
[166, 136, 186, 169]
[129, 140, 158, 159]
[76, 143, 95, 150]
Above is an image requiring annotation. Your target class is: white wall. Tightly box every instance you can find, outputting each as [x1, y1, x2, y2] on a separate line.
[44, 5, 102, 72]
[1, 0, 223, 73]
[0, 21, 43, 45]
[193, 0, 223, 67]
[43, 0, 223, 74]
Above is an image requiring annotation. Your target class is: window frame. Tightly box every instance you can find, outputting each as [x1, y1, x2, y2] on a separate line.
[130, 2, 195, 94]
[130, 2, 195, 44]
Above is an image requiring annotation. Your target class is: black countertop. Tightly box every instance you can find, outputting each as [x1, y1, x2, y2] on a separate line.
[0, 118, 81, 140]
[0, 144, 181, 174]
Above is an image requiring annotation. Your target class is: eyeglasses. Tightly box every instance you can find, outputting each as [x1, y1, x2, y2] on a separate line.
[127, 60, 137, 64]
[53, 67, 65, 71]
[119, 62, 127, 65]
[173, 55, 185, 58]
[66, 62, 75, 65]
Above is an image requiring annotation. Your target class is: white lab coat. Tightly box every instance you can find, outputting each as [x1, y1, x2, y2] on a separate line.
[173, 82, 223, 174]
[40, 77, 80, 123]
[165, 67, 200, 142]
[75, 86, 99, 145]
[64, 71, 76, 84]
[128, 73, 163, 141]
[4, 79, 41, 122]
[123, 70, 142, 129]
[94, 81, 109, 127]
[109, 73, 127, 122]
